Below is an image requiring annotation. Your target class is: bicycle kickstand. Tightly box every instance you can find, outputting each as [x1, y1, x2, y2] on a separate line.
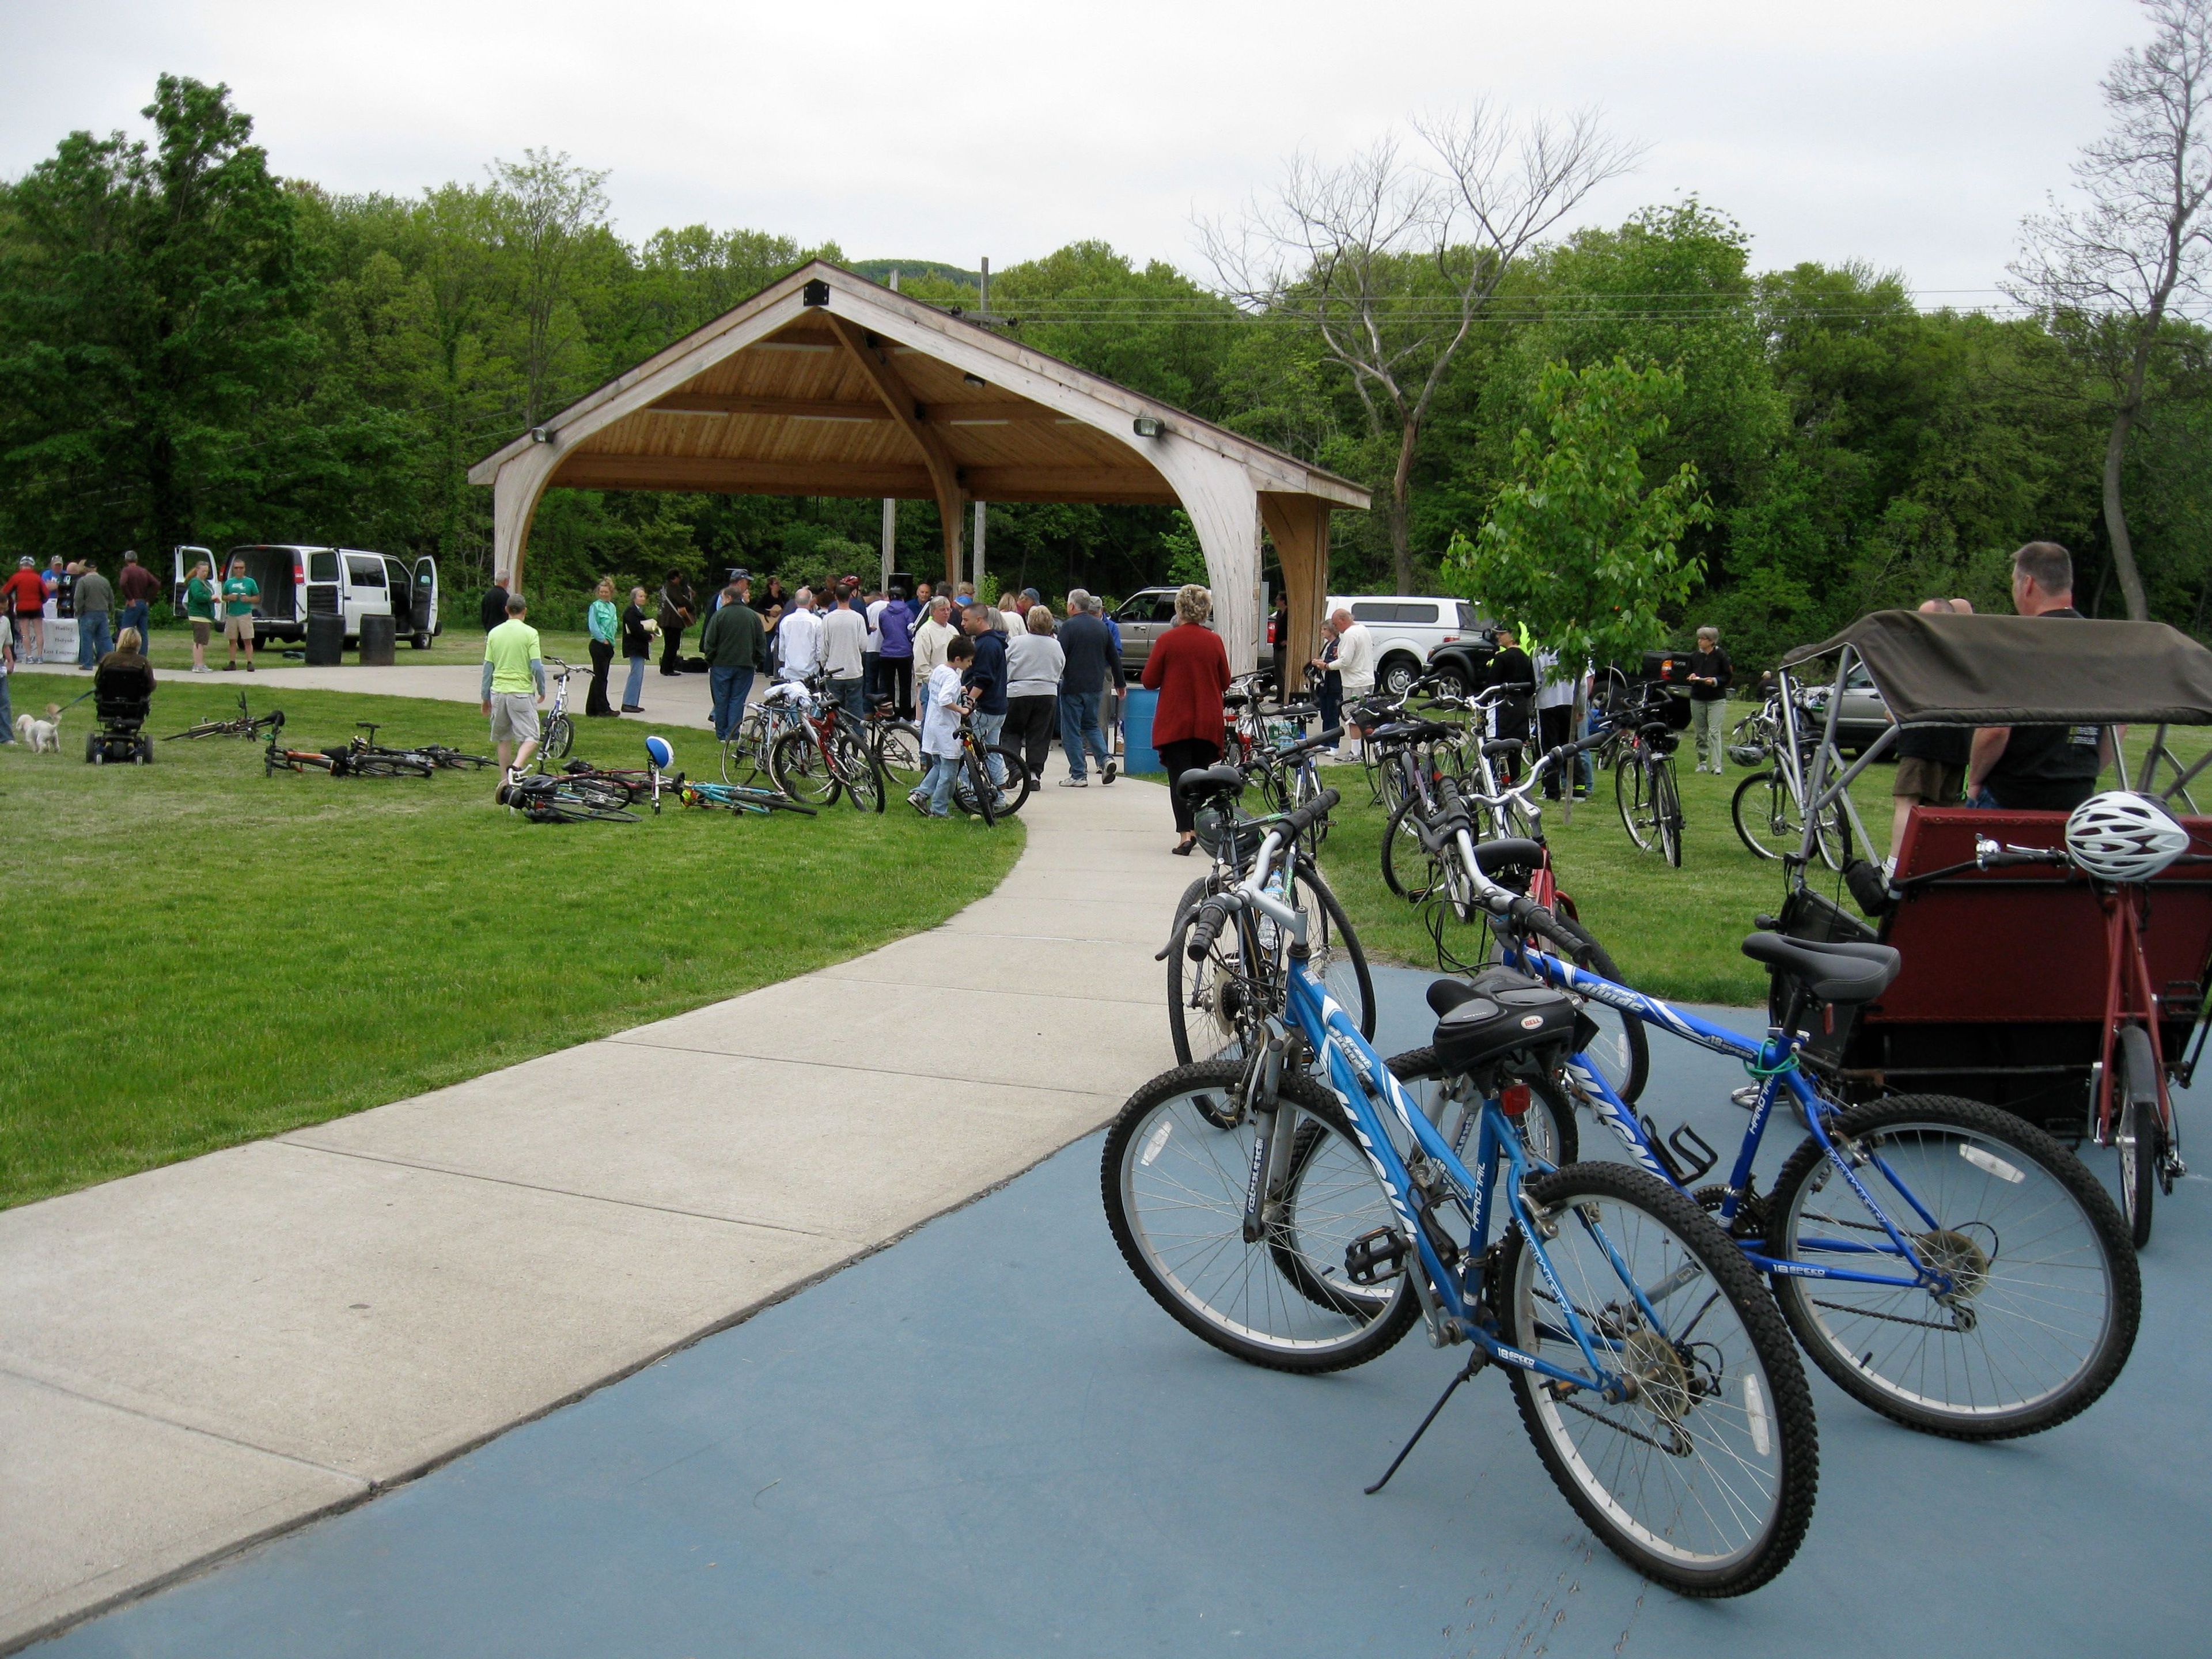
[1365, 1349, 1489, 1496]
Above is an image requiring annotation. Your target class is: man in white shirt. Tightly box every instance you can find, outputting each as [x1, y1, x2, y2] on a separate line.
[820, 588, 868, 719]
[1532, 647, 1587, 800]
[864, 589, 888, 704]
[910, 595, 958, 693]
[778, 588, 821, 684]
[1330, 607, 1374, 760]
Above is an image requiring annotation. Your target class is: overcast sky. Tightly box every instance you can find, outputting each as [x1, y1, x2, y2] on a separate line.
[0, 0, 2153, 302]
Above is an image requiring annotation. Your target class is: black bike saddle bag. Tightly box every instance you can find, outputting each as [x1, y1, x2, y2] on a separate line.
[1431, 984, 1586, 1074]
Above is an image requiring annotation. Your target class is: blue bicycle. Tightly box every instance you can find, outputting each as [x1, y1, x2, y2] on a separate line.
[1391, 844, 2141, 1440]
[1105, 786, 1819, 1597]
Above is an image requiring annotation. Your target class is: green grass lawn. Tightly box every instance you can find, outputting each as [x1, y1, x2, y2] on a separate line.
[1316, 715, 2212, 1006]
[0, 683, 1021, 1209]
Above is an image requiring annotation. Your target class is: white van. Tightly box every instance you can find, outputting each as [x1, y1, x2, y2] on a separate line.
[171, 545, 441, 647]
[1327, 594, 1486, 698]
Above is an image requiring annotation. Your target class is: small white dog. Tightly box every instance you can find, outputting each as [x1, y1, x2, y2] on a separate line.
[15, 704, 60, 753]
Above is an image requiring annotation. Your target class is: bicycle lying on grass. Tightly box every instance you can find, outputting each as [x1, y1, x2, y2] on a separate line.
[262, 714, 433, 778]
[1106, 790, 1820, 1596]
[166, 692, 281, 742]
[678, 778, 819, 817]
[494, 771, 640, 823]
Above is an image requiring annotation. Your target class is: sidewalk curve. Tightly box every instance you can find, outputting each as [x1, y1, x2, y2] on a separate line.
[0, 771, 1192, 1651]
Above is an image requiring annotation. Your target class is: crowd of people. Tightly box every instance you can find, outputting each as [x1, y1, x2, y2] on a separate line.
[1, 550, 168, 671]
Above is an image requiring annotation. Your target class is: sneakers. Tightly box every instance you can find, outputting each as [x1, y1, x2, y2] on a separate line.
[908, 791, 931, 816]
[1059, 776, 1088, 787]
[223, 662, 236, 672]
[1103, 760, 1118, 785]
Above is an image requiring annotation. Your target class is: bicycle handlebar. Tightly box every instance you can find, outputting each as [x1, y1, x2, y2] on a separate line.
[1185, 895, 1233, 961]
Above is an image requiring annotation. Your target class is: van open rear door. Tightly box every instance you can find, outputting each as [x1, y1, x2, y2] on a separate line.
[411, 557, 438, 647]
[170, 546, 211, 615]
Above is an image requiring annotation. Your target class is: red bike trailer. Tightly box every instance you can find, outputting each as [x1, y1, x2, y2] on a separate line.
[1766, 609, 2212, 1140]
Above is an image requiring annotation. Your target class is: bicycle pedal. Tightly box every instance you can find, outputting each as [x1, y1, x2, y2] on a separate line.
[1344, 1227, 1410, 1287]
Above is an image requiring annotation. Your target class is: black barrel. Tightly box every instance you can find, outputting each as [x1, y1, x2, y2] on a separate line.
[305, 613, 344, 666]
[358, 613, 396, 666]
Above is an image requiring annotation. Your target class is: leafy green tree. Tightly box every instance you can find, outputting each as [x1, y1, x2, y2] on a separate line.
[0, 75, 315, 556]
[1444, 358, 1709, 669]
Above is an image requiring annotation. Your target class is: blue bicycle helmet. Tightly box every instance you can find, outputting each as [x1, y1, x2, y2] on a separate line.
[645, 734, 675, 771]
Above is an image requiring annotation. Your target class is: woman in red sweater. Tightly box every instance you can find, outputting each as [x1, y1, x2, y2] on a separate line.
[1141, 583, 1232, 854]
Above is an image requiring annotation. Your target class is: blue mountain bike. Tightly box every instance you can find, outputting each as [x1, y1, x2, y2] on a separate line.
[1395, 841, 2141, 1440]
[1105, 787, 1819, 1597]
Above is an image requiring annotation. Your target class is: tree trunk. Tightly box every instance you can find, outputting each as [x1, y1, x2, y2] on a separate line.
[2102, 331, 2156, 622]
[1390, 415, 1419, 593]
[2100, 405, 2150, 621]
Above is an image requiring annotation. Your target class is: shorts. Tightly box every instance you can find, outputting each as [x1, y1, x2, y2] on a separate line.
[224, 615, 255, 646]
[488, 692, 541, 742]
[1892, 756, 1964, 805]
[191, 619, 211, 646]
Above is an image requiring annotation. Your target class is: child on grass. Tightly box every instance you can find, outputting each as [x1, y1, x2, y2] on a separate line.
[912, 633, 976, 818]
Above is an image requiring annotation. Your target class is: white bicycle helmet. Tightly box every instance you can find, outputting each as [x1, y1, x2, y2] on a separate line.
[2065, 790, 2190, 882]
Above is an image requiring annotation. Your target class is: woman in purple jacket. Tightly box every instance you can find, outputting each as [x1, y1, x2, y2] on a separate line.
[876, 586, 918, 720]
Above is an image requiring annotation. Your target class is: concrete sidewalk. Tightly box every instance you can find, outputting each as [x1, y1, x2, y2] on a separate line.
[0, 772, 1192, 1650]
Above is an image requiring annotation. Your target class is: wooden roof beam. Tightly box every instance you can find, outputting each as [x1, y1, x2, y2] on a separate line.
[646, 391, 1078, 425]
[825, 316, 965, 582]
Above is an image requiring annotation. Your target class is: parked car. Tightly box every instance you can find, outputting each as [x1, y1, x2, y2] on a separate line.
[1111, 588, 1488, 697]
[1800, 659, 1891, 756]
[170, 544, 441, 647]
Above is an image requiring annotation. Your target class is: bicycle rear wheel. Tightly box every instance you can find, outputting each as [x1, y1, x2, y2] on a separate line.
[952, 746, 1029, 820]
[1103, 1060, 1420, 1373]
[873, 721, 926, 796]
[1765, 1094, 2139, 1438]
[1730, 770, 1798, 861]
[1382, 1048, 1578, 1168]
[828, 728, 884, 812]
[1503, 1161, 1818, 1597]
[349, 755, 435, 778]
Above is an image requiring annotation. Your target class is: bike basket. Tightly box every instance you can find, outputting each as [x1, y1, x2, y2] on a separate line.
[1432, 986, 1593, 1075]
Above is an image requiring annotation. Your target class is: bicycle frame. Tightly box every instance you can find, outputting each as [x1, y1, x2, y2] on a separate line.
[1501, 944, 1964, 1298]
[1241, 847, 1644, 1399]
[2093, 884, 2176, 1146]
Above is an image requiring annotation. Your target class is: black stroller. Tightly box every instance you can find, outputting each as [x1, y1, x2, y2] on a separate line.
[86, 655, 156, 765]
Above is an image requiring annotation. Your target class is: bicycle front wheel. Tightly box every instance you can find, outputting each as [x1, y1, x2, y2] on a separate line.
[769, 728, 843, 807]
[1730, 770, 1798, 861]
[1103, 1060, 1420, 1373]
[2114, 1024, 2159, 1247]
[1765, 1093, 2139, 1438]
[1654, 760, 1683, 867]
[1616, 752, 1656, 850]
[541, 714, 573, 762]
[1502, 1161, 1818, 1597]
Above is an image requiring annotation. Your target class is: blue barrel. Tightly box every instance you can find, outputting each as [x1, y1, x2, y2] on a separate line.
[1123, 687, 1162, 775]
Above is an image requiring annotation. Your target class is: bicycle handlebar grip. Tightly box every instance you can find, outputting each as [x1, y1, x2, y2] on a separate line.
[1279, 787, 1342, 842]
[1186, 896, 1232, 961]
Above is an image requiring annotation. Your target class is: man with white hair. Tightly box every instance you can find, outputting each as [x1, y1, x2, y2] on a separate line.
[778, 585, 821, 683]
[910, 594, 959, 698]
[1330, 605, 1374, 760]
[1056, 588, 1117, 786]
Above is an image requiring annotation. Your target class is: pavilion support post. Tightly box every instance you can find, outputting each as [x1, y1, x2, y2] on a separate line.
[1259, 492, 1331, 694]
[880, 498, 896, 588]
[1152, 450, 1264, 676]
[973, 501, 987, 593]
[491, 443, 562, 598]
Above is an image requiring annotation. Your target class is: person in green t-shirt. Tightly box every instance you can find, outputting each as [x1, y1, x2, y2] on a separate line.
[221, 557, 260, 672]
[184, 558, 218, 674]
[480, 592, 547, 776]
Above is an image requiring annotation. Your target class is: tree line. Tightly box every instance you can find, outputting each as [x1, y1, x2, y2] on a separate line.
[4, 9, 2210, 669]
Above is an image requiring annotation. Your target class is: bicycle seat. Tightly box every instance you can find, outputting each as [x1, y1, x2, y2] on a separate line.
[1480, 739, 1522, 760]
[1471, 838, 1544, 874]
[1275, 703, 1319, 719]
[1175, 764, 1248, 804]
[1740, 932, 1900, 1005]
[1426, 964, 1545, 1016]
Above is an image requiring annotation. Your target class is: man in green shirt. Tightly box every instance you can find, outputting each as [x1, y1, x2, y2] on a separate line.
[699, 578, 768, 740]
[480, 592, 547, 777]
[221, 556, 260, 672]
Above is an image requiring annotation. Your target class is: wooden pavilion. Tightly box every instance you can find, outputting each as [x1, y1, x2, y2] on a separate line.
[467, 262, 1367, 674]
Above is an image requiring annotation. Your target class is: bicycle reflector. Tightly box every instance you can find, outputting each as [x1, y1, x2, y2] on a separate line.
[2065, 791, 2190, 882]
[645, 734, 675, 771]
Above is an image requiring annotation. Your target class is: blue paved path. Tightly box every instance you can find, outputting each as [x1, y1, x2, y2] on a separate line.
[43, 971, 2206, 1658]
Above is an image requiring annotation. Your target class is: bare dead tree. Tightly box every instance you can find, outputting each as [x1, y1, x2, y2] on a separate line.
[1203, 105, 1641, 592]
[2009, 0, 2212, 620]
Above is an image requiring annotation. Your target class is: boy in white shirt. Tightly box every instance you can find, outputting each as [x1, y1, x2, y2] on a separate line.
[912, 633, 976, 817]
